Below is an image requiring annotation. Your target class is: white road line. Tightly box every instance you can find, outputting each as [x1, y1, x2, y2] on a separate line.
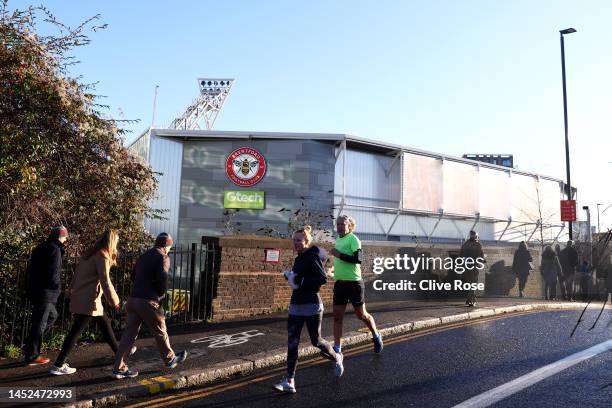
[453, 339, 612, 408]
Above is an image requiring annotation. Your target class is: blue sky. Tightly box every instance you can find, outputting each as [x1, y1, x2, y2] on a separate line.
[10, 0, 612, 229]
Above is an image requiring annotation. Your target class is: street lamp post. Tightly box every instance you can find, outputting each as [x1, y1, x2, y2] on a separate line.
[597, 203, 603, 234]
[560, 27, 576, 239]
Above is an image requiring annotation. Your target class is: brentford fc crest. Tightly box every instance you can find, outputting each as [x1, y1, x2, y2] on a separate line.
[226, 147, 267, 187]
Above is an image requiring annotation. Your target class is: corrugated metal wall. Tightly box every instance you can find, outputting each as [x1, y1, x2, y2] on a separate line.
[144, 132, 183, 241]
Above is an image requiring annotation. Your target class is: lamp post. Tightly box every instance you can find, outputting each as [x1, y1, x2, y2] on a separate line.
[597, 203, 603, 234]
[560, 27, 576, 239]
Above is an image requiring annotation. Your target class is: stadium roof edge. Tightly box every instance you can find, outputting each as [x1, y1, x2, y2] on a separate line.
[148, 128, 565, 184]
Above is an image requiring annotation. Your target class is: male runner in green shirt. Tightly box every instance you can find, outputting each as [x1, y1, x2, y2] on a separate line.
[330, 215, 383, 356]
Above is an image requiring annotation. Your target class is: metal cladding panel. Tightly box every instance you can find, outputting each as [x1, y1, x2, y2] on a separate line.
[442, 160, 479, 215]
[335, 148, 401, 206]
[402, 153, 442, 212]
[127, 132, 150, 162]
[479, 167, 511, 220]
[510, 174, 541, 223]
[144, 133, 183, 241]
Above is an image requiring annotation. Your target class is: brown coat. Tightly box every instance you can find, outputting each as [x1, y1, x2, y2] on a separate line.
[69, 252, 120, 316]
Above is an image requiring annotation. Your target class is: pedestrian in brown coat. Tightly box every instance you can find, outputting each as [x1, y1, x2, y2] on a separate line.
[50, 230, 134, 375]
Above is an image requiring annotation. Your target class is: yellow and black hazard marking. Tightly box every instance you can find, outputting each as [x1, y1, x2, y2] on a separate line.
[138, 376, 177, 395]
[166, 289, 191, 313]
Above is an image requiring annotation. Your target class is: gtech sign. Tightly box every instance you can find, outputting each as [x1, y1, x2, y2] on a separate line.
[223, 190, 265, 209]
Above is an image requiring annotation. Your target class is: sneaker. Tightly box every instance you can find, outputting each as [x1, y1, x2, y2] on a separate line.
[373, 332, 384, 353]
[129, 346, 137, 356]
[334, 352, 344, 377]
[27, 356, 50, 366]
[50, 363, 77, 375]
[166, 350, 187, 369]
[111, 369, 139, 379]
[273, 377, 296, 393]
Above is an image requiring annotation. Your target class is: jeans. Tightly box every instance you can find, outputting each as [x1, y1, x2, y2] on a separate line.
[24, 302, 58, 362]
[286, 312, 336, 379]
[55, 314, 119, 366]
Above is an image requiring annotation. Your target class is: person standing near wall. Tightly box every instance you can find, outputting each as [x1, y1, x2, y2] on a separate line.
[273, 226, 343, 393]
[555, 244, 566, 300]
[50, 230, 136, 375]
[560, 240, 579, 301]
[460, 230, 485, 307]
[541, 246, 562, 300]
[23, 225, 68, 365]
[111, 232, 187, 379]
[512, 241, 533, 298]
[330, 215, 383, 358]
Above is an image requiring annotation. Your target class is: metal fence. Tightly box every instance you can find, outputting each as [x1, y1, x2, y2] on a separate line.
[0, 243, 218, 351]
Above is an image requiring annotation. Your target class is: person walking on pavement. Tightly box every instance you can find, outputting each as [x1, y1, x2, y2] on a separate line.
[541, 246, 562, 300]
[274, 226, 344, 394]
[23, 225, 68, 366]
[555, 244, 566, 300]
[460, 230, 485, 307]
[50, 229, 136, 375]
[112, 232, 187, 379]
[330, 215, 383, 358]
[560, 240, 579, 301]
[512, 241, 533, 298]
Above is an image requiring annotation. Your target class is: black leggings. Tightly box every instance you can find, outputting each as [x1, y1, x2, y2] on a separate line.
[287, 312, 336, 379]
[54, 314, 118, 366]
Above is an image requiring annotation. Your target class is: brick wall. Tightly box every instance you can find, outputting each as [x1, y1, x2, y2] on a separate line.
[211, 236, 544, 321]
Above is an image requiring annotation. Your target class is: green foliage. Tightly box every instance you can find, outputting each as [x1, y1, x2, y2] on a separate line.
[3, 343, 22, 358]
[42, 332, 65, 351]
[0, 1, 161, 258]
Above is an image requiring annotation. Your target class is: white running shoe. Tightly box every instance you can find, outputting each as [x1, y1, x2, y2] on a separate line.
[273, 377, 296, 393]
[335, 352, 344, 377]
[129, 345, 137, 356]
[50, 363, 77, 375]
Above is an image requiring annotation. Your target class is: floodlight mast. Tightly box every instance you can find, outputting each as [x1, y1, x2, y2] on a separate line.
[168, 78, 235, 130]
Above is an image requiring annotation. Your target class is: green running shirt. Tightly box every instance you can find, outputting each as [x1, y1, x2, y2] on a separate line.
[333, 233, 361, 281]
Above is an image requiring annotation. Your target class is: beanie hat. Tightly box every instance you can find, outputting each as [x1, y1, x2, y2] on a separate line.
[50, 225, 68, 239]
[155, 232, 173, 248]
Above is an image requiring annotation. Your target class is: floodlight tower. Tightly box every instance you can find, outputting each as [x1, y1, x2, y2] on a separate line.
[168, 78, 235, 130]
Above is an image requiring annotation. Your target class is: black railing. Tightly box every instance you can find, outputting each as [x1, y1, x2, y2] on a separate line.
[0, 243, 218, 351]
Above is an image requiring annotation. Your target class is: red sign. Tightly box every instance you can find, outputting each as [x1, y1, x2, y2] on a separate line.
[560, 200, 577, 222]
[226, 147, 267, 187]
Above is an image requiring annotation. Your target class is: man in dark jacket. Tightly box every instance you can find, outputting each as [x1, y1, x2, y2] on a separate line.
[23, 225, 68, 365]
[460, 230, 485, 307]
[112, 233, 187, 379]
[560, 240, 579, 301]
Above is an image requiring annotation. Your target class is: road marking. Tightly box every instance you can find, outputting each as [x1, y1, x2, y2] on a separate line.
[125, 312, 531, 408]
[453, 339, 612, 408]
[190, 330, 265, 348]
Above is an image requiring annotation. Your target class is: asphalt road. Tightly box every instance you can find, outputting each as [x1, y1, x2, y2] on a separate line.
[120, 309, 612, 408]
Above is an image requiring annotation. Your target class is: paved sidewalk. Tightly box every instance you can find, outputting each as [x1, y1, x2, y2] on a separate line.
[0, 297, 595, 407]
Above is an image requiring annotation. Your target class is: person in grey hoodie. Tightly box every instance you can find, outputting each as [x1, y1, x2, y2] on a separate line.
[541, 246, 562, 300]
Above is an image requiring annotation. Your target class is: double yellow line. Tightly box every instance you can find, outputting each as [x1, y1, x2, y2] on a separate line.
[125, 311, 532, 408]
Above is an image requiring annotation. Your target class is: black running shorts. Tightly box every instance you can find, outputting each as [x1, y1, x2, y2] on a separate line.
[333, 280, 365, 307]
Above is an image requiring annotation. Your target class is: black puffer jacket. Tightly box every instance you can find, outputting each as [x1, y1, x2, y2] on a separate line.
[290, 246, 328, 305]
[27, 238, 65, 303]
